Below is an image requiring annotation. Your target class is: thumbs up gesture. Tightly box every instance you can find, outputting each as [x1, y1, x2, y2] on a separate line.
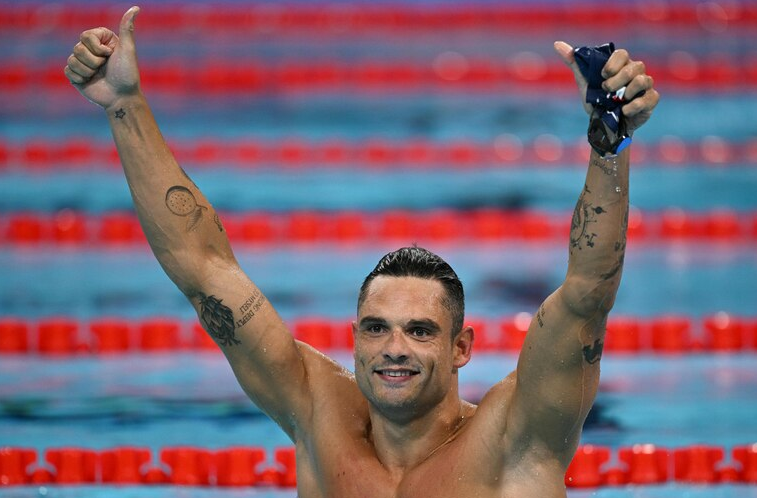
[64, 6, 141, 110]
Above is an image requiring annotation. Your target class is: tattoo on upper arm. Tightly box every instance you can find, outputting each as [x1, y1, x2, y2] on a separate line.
[536, 304, 546, 327]
[197, 290, 268, 347]
[570, 185, 606, 253]
[114, 108, 125, 119]
[199, 294, 241, 346]
[582, 339, 604, 364]
[237, 289, 266, 328]
[165, 186, 207, 232]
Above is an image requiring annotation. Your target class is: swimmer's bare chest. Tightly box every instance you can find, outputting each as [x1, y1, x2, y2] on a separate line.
[293, 421, 567, 498]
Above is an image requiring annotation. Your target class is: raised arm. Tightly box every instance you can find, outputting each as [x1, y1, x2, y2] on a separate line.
[501, 42, 659, 468]
[64, 7, 329, 439]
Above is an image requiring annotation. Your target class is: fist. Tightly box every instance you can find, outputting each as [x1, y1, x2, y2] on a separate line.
[64, 6, 141, 110]
[554, 41, 659, 134]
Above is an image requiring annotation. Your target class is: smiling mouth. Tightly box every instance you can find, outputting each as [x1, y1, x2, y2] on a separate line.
[375, 369, 419, 378]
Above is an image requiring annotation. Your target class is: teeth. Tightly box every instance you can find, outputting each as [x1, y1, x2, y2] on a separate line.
[382, 370, 413, 377]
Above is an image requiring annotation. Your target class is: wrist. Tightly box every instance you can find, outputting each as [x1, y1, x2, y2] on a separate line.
[105, 93, 146, 116]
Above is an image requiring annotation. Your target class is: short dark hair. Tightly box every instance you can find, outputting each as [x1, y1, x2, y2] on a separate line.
[357, 246, 465, 336]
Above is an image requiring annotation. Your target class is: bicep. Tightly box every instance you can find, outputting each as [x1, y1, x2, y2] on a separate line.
[189, 259, 313, 440]
[505, 286, 608, 466]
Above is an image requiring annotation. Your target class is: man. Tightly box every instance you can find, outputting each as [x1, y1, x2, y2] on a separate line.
[65, 6, 658, 497]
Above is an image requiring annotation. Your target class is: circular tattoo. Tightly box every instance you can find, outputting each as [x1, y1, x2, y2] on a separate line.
[165, 186, 207, 232]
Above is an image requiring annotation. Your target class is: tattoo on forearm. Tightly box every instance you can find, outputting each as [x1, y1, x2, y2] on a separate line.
[570, 185, 606, 253]
[165, 185, 207, 232]
[114, 108, 126, 119]
[582, 339, 604, 364]
[615, 207, 629, 253]
[590, 156, 618, 176]
[213, 213, 224, 232]
[237, 289, 266, 328]
[199, 293, 241, 346]
[536, 304, 546, 327]
[600, 254, 625, 280]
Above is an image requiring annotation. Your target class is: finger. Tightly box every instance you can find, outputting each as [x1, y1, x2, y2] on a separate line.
[64, 65, 87, 85]
[66, 54, 97, 79]
[79, 27, 116, 57]
[601, 48, 629, 79]
[622, 88, 660, 117]
[72, 42, 109, 70]
[553, 40, 585, 82]
[602, 60, 646, 93]
[624, 73, 654, 101]
[118, 6, 140, 51]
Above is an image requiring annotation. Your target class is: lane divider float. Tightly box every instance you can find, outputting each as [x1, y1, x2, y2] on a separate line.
[1, 443, 756, 487]
[1, 137, 755, 169]
[0, 313, 755, 355]
[1, 209, 756, 246]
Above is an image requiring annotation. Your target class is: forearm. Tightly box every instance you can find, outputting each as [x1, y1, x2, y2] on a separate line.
[106, 94, 234, 295]
[563, 147, 630, 314]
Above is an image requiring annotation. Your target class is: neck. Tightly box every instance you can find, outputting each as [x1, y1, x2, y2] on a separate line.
[368, 391, 473, 474]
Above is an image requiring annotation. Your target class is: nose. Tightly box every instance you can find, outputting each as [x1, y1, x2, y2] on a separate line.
[382, 328, 409, 364]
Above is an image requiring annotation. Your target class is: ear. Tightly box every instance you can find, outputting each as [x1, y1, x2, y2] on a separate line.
[452, 325, 474, 369]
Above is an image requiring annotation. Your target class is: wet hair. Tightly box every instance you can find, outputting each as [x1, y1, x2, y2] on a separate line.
[357, 246, 465, 336]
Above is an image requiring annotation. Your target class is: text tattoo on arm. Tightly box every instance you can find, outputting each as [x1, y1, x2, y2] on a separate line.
[570, 185, 606, 254]
[197, 291, 267, 347]
[600, 206, 629, 281]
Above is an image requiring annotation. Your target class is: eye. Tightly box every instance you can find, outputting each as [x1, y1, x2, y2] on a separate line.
[367, 324, 385, 334]
[409, 328, 430, 338]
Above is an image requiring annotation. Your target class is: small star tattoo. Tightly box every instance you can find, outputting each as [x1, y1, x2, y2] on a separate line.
[114, 108, 125, 119]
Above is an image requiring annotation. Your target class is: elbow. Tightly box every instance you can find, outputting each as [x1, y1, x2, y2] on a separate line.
[561, 274, 620, 318]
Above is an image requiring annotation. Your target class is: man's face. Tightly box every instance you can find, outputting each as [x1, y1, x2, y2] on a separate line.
[353, 276, 472, 421]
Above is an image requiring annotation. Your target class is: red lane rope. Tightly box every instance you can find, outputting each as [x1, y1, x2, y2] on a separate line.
[1, 137, 755, 169]
[1, 443, 756, 487]
[1, 209, 756, 247]
[2, 3, 756, 33]
[0, 313, 755, 355]
[2, 58, 754, 92]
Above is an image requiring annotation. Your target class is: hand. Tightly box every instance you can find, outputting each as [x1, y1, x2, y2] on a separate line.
[64, 6, 141, 110]
[553, 41, 659, 134]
